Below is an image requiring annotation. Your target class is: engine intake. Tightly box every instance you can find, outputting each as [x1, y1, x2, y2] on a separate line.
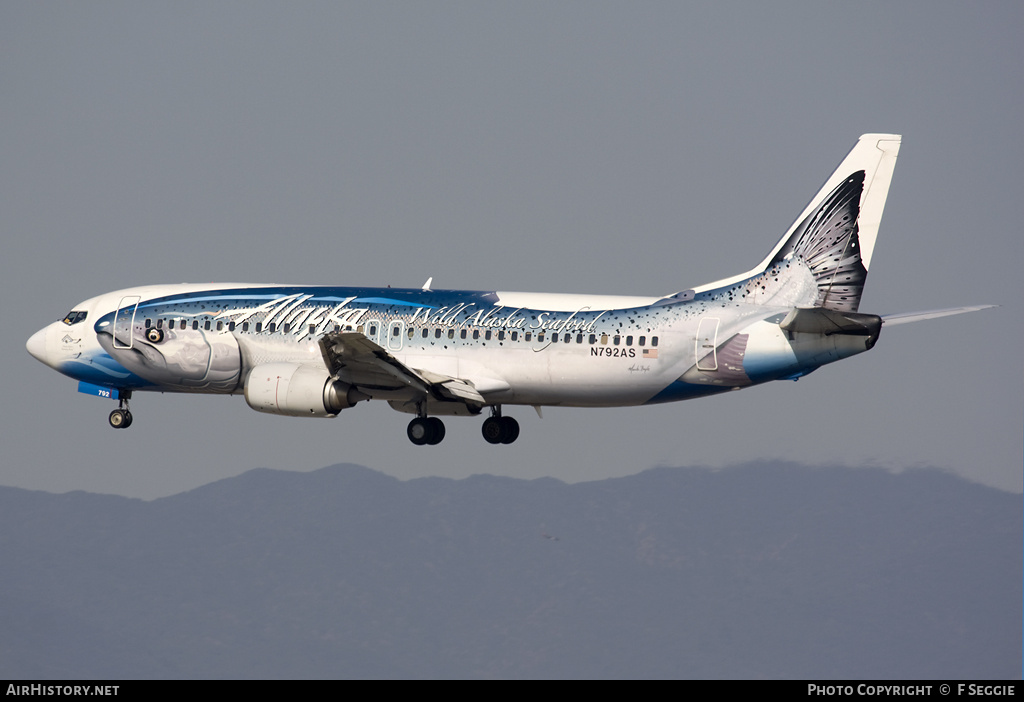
[244, 362, 367, 417]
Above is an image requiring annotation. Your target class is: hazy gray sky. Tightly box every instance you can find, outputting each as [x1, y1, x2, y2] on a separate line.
[3, 2, 1021, 498]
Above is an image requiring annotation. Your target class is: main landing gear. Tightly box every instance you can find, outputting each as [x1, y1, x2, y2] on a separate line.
[406, 406, 521, 446]
[481, 407, 519, 445]
[108, 394, 133, 429]
[407, 416, 445, 445]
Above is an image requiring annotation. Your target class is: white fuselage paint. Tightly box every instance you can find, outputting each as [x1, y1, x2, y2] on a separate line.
[27, 266, 868, 415]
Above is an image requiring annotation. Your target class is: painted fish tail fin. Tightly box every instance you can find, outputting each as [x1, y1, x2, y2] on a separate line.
[760, 134, 902, 312]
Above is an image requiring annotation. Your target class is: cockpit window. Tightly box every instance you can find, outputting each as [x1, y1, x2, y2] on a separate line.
[62, 311, 88, 325]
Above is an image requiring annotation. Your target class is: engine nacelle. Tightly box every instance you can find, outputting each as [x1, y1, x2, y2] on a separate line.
[244, 362, 367, 417]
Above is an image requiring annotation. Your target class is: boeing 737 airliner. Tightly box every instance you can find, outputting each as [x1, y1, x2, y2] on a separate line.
[26, 135, 992, 445]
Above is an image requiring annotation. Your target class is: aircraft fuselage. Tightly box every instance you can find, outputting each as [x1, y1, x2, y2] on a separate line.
[27, 274, 876, 411]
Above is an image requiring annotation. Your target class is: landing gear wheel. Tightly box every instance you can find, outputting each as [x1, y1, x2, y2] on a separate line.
[482, 416, 519, 444]
[500, 416, 519, 444]
[482, 416, 504, 444]
[408, 417, 430, 445]
[108, 391, 133, 429]
[408, 417, 445, 445]
[109, 409, 129, 429]
[426, 417, 445, 445]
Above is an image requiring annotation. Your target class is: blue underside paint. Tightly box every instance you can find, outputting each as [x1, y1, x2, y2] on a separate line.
[60, 354, 155, 390]
[644, 380, 732, 405]
[779, 368, 815, 381]
[78, 382, 120, 400]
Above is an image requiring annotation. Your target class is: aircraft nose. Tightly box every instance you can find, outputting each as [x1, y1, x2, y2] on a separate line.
[26, 328, 50, 365]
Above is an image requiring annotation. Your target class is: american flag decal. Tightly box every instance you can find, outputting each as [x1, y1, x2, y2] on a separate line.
[642, 348, 658, 359]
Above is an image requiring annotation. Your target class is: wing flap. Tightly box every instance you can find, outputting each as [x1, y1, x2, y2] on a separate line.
[318, 331, 487, 408]
[319, 331, 430, 393]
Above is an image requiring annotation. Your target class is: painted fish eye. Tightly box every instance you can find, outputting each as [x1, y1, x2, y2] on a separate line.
[145, 328, 165, 344]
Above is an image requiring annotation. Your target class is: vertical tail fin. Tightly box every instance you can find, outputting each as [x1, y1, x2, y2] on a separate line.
[762, 134, 901, 312]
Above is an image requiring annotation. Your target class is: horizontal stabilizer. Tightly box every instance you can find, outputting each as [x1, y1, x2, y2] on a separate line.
[780, 307, 882, 337]
[881, 305, 997, 326]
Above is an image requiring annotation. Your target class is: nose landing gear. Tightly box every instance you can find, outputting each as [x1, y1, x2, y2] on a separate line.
[108, 393, 133, 429]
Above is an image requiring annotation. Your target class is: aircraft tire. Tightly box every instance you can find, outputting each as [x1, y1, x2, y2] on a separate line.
[427, 417, 445, 445]
[407, 417, 433, 446]
[122, 410, 133, 429]
[481, 417, 503, 444]
[500, 416, 519, 444]
[109, 409, 127, 429]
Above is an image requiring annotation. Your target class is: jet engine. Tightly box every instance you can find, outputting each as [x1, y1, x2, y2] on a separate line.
[244, 362, 367, 417]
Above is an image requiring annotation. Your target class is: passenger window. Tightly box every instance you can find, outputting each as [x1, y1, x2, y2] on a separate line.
[283, 323, 291, 333]
[525, 332, 532, 342]
[652, 336, 659, 347]
[485, 331, 492, 341]
[448, 329, 455, 339]
[550, 333, 557, 344]
[242, 322, 249, 332]
[156, 319, 163, 329]
[369, 325, 377, 336]
[408, 328, 414, 339]
[588, 334, 596, 344]
[357, 325, 365, 334]
[614, 335, 620, 345]
[179, 320, 186, 330]
[255, 322, 262, 333]
[217, 321, 224, 331]
[639, 336, 646, 346]
[268, 323, 276, 333]
[392, 326, 400, 337]
[576, 334, 583, 344]
[204, 321, 211, 331]
[309, 324, 316, 334]
[600, 334, 608, 345]
[192, 321, 199, 330]
[510, 331, 517, 341]
[460, 330, 467, 339]
[422, 329, 429, 339]
[626, 335, 633, 346]
[145, 319, 152, 329]
[564, 333, 572, 344]
[472, 330, 480, 340]
[228, 322, 236, 332]
[435, 329, 442, 339]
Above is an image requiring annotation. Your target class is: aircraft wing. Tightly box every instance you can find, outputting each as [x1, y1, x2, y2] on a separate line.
[318, 331, 487, 407]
